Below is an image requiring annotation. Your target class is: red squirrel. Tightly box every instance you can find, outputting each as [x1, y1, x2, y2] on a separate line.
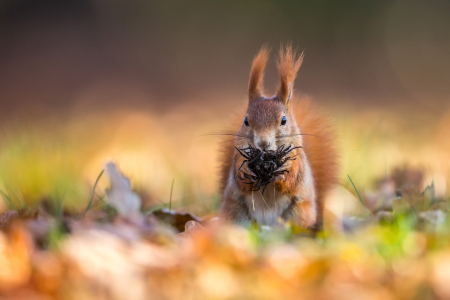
[219, 46, 339, 229]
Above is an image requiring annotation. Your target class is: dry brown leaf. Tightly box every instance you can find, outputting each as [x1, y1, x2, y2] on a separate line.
[153, 208, 202, 232]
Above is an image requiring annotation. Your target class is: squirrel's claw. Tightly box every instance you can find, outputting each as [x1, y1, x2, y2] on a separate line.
[238, 161, 257, 178]
[238, 172, 258, 185]
[274, 160, 293, 174]
[271, 161, 292, 182]
[272, 174, 285, 182]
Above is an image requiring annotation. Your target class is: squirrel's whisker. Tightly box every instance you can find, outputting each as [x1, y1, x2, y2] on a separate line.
[198, 132, 252, 139]
[275, 133, 324, 139]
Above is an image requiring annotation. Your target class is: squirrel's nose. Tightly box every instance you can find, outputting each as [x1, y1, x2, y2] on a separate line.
[256, 139, 271, 150]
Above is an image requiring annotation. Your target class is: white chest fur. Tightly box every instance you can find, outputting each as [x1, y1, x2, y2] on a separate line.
[244, 183, 292, 226]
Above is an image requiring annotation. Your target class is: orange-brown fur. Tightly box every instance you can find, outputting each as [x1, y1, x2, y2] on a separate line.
[277, 46, 303, 103]
[292, 100, 339, 225]
[219, 46, 339, 229]
[248, 45, 269, 99]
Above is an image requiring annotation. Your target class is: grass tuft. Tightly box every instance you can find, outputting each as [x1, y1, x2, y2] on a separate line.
[83, 169, 105, 218]
[347, 174, 371, 215]
[0, 189, 18, 211]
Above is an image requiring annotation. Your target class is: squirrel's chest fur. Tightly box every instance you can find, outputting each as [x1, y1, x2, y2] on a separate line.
[244, 183, 292, 226]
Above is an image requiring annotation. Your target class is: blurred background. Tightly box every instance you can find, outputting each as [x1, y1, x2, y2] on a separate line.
[0, 0, 449, 216]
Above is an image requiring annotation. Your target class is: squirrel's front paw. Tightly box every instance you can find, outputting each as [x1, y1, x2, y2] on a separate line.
[272, 161, 293, 182]
[237, 163, 258, 182]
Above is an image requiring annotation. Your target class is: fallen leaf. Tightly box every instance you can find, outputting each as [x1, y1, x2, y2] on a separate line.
[105, 162, 141, 217]
[153, 208, 202, 232]
[178, 220, 204, 239]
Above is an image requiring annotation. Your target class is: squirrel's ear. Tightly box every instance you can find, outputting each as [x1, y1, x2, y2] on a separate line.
[248, 46, 270, 102]
[276, 45, 303, 106]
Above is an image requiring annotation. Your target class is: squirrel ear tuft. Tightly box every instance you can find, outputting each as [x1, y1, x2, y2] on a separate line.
[248, 46, 270, 102]
[276, 45, 303, 106]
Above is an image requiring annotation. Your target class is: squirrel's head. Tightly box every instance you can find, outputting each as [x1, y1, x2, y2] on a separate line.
[240, 45, 303, 151]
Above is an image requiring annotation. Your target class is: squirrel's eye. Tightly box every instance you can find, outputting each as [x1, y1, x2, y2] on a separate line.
[244, 117, 249, 126]
[281, 116, 287, 126]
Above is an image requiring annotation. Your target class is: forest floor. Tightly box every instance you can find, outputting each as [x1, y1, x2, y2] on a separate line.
[0, 160, 449, 300]
[0, 107, 449, 299]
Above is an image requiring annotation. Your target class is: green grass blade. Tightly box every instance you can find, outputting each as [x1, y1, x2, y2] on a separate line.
[6, 185, 26, 210]
[83, 169, 105, 218]
[58, 190, 66, 221]
[347, 174, 370, 215]
[15, 191, 27, 210]
[0, 189, 18, 211]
